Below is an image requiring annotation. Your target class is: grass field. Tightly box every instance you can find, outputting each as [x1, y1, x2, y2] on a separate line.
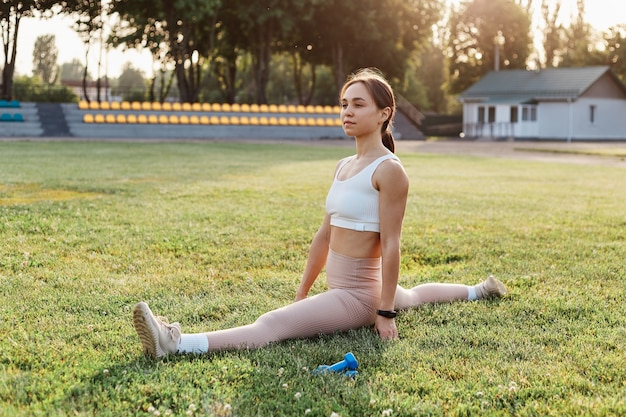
[0, 140, 624, 416]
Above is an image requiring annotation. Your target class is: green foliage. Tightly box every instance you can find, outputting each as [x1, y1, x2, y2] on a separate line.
[0, 141, 624, 416]
[448, 0, 532, 94]
[12, 75, 78, 102]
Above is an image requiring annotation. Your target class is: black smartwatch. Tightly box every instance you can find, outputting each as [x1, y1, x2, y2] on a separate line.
[376, 309, 397, 319]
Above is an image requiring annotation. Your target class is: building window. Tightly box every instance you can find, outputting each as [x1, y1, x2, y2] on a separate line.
[521, 105, 537, 121]
[510, 106, 518, 123]
[589, 105, 596, 124]
[478, 106, 485, 123]
[488, 106, 496, 123]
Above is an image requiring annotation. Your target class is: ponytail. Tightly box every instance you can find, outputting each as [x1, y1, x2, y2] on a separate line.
[381, 120, 395, 153]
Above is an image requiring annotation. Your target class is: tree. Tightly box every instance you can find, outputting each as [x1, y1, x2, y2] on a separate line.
[113, 63, 146, 101]
[540, 0, 563, 68]
[447, 0, 532, 94]
[0, 0, 41, 99]
[604, 25, 626, 83]
[559, 0, 604, 67]
[110, 0, 222, 103]
[60, 58, 89, 81]
[32, 33, 58, 84]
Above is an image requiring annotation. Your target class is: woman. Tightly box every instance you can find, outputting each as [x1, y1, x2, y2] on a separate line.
[132, 68, 506, 358]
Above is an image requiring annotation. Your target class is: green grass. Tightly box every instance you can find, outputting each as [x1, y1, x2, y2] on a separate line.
[0, 141, 624, 417]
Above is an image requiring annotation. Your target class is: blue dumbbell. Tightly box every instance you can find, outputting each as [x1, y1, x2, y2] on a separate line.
[314, 352, 358, 375]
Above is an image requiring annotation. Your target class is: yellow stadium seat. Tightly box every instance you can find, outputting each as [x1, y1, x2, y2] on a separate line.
[305, 105, 315, 113]
[152, 102, 162, 111]
[231, 103, 241, 112]
[211, 103, 222, 111]
[200, 116, 210, 124]
[83, 114, 94, 123]
[121, 101, 131, 110]
[239, 116, 250, 125]
[229, 116, 240, 124]
[172, 102, 182, 111]
[105, 114, 116, 123]
[287, 117, 297, 125]
[78, 101, 89, 110]
[295, 105, 306, 113]
[278, 104, 288, 112]
[162, 102, 172, 111]
[141, 102, 151, 111]
[157, 115, 167, 124]
[269, 104, 278, 112]
[89, 101, 100, 110]
[100, 102, 111, 110]
[138, 115, 149, 124]
[259, 104, 269, 112]
[189, 115, 200, 124]
[249, 116, 259, 125]
[316, 117, 326, 126]
[325, 118, 337, 126]
[259, 117, 269, 125]
[240, 104, 250, 112]
[299, 117, 309, 126]
[168, 115, 179, 124]
[192, 103, 202, 111]
[287, 105, 297, 113]
[269, 117, 279, 125]
[182, 103, 192, 111]
[279, 117, 288, 125]
[116, 114, 127, 123]
[219, 115, 230, 124]
[249, 104, 260, 112]
[94, 114, 105, 123]
[307, 117, 317, 126]
[314, 105, 325, 113]
[210, 115, 219, 124]
[148, 115, 158, 124]
[127, 114, 138, 123]
[110, 101, 121, 110]
[179, 115, 190, 124]
[131, 101, 141, 110]
[332, 105, 341, 114]
[323, 105, 334, 113]
[222, 103, 232, 112]
[201, 103, 212, 111]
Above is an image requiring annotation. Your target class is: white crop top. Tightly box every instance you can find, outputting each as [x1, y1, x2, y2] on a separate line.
[325, 154, 400, 232]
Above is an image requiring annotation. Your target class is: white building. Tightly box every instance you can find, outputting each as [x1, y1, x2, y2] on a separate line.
[458, 66, 626, 141]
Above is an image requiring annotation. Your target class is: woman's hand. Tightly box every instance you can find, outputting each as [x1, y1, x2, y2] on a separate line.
[375, 316, 399, 340]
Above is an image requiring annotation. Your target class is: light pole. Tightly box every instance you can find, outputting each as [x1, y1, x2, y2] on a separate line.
[494, 31, 505, 71]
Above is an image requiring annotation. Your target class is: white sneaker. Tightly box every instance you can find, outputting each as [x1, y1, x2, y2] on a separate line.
[132, 302, 181, 358]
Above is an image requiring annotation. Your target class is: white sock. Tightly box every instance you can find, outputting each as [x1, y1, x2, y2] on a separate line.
[467, 286, 478, 301]
[177, 333, 209, 354]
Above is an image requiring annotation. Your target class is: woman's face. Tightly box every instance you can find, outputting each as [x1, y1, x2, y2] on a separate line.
[340, 81, 389, 139]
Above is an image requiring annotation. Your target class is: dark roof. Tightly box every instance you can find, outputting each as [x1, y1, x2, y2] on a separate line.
[458, 66, 625, 104]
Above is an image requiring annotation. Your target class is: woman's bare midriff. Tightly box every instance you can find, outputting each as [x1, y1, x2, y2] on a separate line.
[329, 226, 381, 259]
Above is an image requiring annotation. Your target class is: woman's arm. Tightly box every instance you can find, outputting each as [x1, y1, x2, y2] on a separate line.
[295, 213, 331, 301]
[374, 159, 409, 339]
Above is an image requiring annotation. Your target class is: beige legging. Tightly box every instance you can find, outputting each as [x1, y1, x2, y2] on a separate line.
[206, 249, 469, 351]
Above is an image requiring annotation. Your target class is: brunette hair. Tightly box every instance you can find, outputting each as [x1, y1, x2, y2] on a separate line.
[340, 68, 396, 153]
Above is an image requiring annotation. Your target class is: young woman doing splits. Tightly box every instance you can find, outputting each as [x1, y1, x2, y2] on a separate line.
[132, 68, 507, 358]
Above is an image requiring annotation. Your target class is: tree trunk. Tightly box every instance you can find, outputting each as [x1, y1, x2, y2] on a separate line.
[331, 43, 345, 93]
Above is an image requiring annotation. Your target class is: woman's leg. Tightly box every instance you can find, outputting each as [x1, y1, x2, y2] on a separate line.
[205, 288, 376, 351]
[394, 275, 507, 310]
[132, 288, 376, 357]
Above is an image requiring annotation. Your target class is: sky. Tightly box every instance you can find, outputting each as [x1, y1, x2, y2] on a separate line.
[13, 0, 626, 79]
